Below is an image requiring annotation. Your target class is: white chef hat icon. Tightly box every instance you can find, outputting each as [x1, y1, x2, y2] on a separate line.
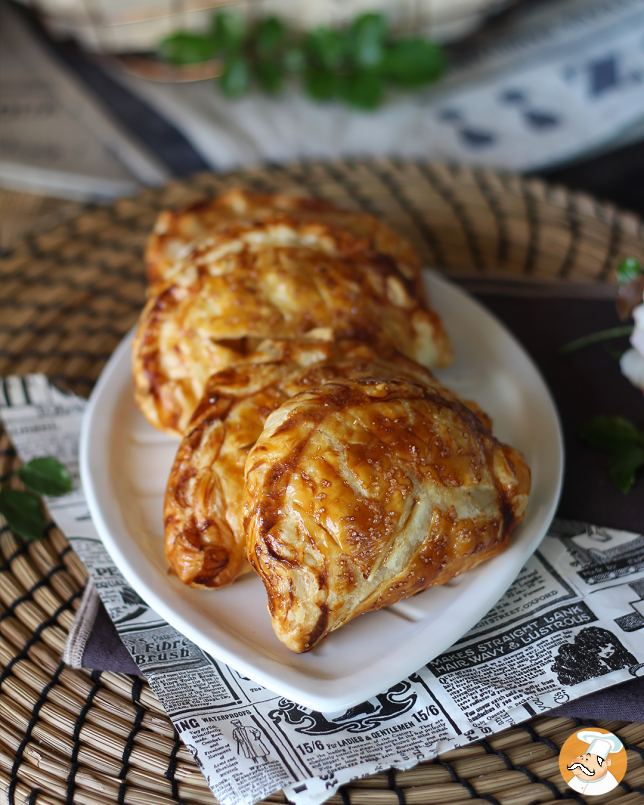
[577, 730, 623, 759]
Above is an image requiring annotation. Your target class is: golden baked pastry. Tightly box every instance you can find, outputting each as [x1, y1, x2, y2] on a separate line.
[244, 377, 531, 653]
[146, 188, 425, 298]
[134, 219, 453, 435]
[164, 338, 444, 589]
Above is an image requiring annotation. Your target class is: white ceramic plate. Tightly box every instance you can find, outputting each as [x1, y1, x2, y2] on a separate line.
[80, 271, 563, 712]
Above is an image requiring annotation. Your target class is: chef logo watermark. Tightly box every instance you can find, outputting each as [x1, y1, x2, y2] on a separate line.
[559, 728, 627, 795]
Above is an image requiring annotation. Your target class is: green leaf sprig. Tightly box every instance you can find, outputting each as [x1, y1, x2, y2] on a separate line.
[558, 257, 643, 356]
[557, 325, 633, 356]
[0, 457, 72, 541]
[158, 11, 446, 109]
[562, 257, 644, 493]
[616, 257, 644, 286]
[580, 416, 644, 493]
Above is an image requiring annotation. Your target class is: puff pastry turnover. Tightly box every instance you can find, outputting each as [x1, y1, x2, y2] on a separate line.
[146, 188, 425, 298]
[134, 219, 452, 435]
[244, 377, 530, 653]
[164, 338, 444, 589]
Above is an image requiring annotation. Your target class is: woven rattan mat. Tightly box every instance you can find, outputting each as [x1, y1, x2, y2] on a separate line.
[0, 191, 83, 253]
[0, 161, 643, 805]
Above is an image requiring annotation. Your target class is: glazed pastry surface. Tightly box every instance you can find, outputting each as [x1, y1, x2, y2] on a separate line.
[134, 219, 452, 435]
[136, 189, 530, 651]
[164, 338, 445, 589]
[244, 377, 530, 653]
[146, 188, 425, 297]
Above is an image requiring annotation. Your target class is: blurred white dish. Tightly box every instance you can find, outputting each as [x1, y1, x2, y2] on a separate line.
[80, 270, 563, 712]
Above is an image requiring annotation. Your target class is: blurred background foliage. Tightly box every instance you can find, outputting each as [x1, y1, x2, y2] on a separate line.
[159, 11, 446, 109]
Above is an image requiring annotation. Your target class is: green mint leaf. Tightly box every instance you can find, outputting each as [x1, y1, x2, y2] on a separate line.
[283, 47, 306, 73]
[219, 57, 251, 98]
[255, 16, 285, 59]
[305, 27, 347, 71]
[608, 444, 644, 493]
[256, 62, 284, 94]
[616, 257, 643, 287]
[18, 457, 72, 497]
[212, 12, 245, 52]
[0, 489, 46, 541]
[340, 71, 384, 110]
[557, 325, 633, 355]
[347, 13, 387, 69]
[579, 416, 641, 453]
[159, 32, 217, 65]
[383, 38, 446, 87]
[304, 69, 337, 101]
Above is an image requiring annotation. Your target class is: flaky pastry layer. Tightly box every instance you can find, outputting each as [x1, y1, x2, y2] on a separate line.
[146, 188, 425, 298]
[164, 338, 447, 589]
[134, 219, 452, 435]
[244, 377, 531, 653]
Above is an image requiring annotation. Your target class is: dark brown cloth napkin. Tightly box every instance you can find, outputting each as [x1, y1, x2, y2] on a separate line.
[475, 281, 642, 532]
[74, 280, 644, 719]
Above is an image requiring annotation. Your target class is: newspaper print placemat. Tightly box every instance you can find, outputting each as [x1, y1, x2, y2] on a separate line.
[0, 0, 168, 200]
[2, 374, 643, 805]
